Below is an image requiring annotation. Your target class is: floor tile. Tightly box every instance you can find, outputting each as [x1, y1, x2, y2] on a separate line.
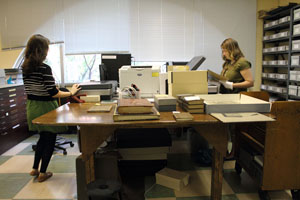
[47, 155, 77, 173]
[0, 156, 12, 165]
[223, 169, 259, 194]
[16, 144, 35, 155]
[0, 155, 34, 173]
[14, 173, 77, 199]
[2, 143, 32, 156]
[21, 134, 39, 143]
[0, 173, 31, 199]
[269, 190, 292, 199]
[236, 193, 260, 200]
[174, 170, 234, 197]
[145, 176, 175, 199]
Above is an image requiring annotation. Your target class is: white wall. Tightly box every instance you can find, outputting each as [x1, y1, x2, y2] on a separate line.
[0, 0, 256, 75]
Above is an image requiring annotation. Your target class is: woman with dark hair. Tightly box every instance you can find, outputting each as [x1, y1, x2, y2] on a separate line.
[22, 34, 81, 182]
[219, 38, 254, 93]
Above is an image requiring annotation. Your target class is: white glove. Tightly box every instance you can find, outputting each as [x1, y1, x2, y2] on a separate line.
[220, 80, 233, 90]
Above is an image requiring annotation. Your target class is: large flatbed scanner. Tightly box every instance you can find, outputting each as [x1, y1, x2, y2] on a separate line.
[78, 80, 118, 100]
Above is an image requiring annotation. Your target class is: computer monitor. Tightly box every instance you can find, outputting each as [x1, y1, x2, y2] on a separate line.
[99, 64, 108, 81]
[187, 56, 206, 71]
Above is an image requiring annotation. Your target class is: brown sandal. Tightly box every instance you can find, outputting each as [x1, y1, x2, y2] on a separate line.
[38, 172, 53, 182]
[29, 170, 39, 177]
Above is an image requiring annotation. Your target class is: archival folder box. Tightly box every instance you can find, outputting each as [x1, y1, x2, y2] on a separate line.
[168, 70, 208, 97]
[196, 94, 271, 114]
[113, 106, 160, 121]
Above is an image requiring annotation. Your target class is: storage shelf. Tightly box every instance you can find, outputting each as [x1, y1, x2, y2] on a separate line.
[262, 77, 288, 82]
[289, 95, 300, 99]
[263, 51, 289, 55]
[264, 22, 290, 31]
[263, 37, 290, 43]
[262, 65, 289, 68]
[262, 4, 300, 101]
[289, 80, 300, 83]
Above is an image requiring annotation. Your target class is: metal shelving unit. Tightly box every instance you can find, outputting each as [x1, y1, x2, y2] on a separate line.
[261, 3, 300, 101]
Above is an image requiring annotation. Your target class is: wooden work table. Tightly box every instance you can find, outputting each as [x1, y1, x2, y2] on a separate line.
[33, 103, 229, 200]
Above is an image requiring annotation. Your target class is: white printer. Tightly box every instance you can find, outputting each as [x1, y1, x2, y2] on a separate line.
[119, 65, 160, 98]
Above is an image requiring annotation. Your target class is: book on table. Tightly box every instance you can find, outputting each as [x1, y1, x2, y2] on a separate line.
[117, 98, 153, 114]
[113, 106, 160, 121]
[172, 112, 194, 121]
[87, 104, 113, 112]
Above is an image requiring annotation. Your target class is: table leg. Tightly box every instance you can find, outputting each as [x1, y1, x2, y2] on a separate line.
[211, 147, 224, 200]
[192, 123, 228, 200]
[79, 126, 116, 184]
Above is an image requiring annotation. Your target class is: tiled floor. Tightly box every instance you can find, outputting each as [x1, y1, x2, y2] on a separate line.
[0, 133, 294, 200]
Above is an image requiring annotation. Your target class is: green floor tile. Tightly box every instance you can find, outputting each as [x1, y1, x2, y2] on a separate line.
[0, 173, 31, 199]
[47, 155, 77, 173]
[17, 144, 36, 155]
[0, 156, 12, 165]
[144, 176, 175, 198]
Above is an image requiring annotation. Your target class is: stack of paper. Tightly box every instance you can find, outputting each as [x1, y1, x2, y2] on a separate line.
[154, 94, 177, 112]
[178, 95, 204, 114]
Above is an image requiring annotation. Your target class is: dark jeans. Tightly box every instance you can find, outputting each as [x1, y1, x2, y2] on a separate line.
[33, 131, 57, 173]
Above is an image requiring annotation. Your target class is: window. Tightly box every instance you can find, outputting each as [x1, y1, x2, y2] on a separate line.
[44, 44, 62, 84]
[64, 54, 101, 83]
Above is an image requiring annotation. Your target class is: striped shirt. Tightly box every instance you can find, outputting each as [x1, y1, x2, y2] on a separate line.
[23, 63, 59, 101]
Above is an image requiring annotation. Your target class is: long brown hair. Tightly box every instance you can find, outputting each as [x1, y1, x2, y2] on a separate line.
[22, 34, 50, 74]
[221, 38, 244, 63]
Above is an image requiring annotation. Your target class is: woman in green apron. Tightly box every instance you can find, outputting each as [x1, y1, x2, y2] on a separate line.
[22, 34, 81, 182]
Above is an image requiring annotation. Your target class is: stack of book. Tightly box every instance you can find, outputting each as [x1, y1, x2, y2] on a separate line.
[154, 94, 177, 112]
[178, 95, 204, 114]
[113, 98, 160, 121]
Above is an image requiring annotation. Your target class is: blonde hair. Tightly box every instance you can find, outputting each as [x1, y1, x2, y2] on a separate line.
[22, 34, 50, 74]
[221, 38, 244, 63]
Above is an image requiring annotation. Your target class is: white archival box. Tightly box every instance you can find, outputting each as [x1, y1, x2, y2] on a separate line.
[196, 94, 271, 114]
[119, 65, 160, 97]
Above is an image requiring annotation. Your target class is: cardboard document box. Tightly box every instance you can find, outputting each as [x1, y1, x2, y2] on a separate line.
[196, 94, 271, 114]
[156, 168, 190, 191]
[168, 71, 208, 97]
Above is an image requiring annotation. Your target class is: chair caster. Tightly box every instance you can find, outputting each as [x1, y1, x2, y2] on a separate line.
[291, 189, 300, 200]
[63, 150, 67, 155]
[235, 162, 242, 175]
[70, 142, 74, 147]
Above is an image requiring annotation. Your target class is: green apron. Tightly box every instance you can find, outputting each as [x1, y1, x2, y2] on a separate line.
[26, 99, 68, 133]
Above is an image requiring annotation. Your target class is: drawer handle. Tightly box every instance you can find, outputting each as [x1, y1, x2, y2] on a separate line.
[12, 124, 20, 129]
[9, 99, 15, 103]
[1, 132, 8, 136]
[10, 104, 16, 108]
[9, 89, 16, 92]
[9, 94, 17, 97]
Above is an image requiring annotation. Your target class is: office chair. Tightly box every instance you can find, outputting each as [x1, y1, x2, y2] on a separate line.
[32, 130, 75, 155]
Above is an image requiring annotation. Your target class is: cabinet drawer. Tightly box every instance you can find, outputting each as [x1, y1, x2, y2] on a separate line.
[0, 123, 29, 155]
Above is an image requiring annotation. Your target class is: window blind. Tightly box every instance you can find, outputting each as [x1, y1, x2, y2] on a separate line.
[63, 0, 130, 55]
[0, 0, 64, 50]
